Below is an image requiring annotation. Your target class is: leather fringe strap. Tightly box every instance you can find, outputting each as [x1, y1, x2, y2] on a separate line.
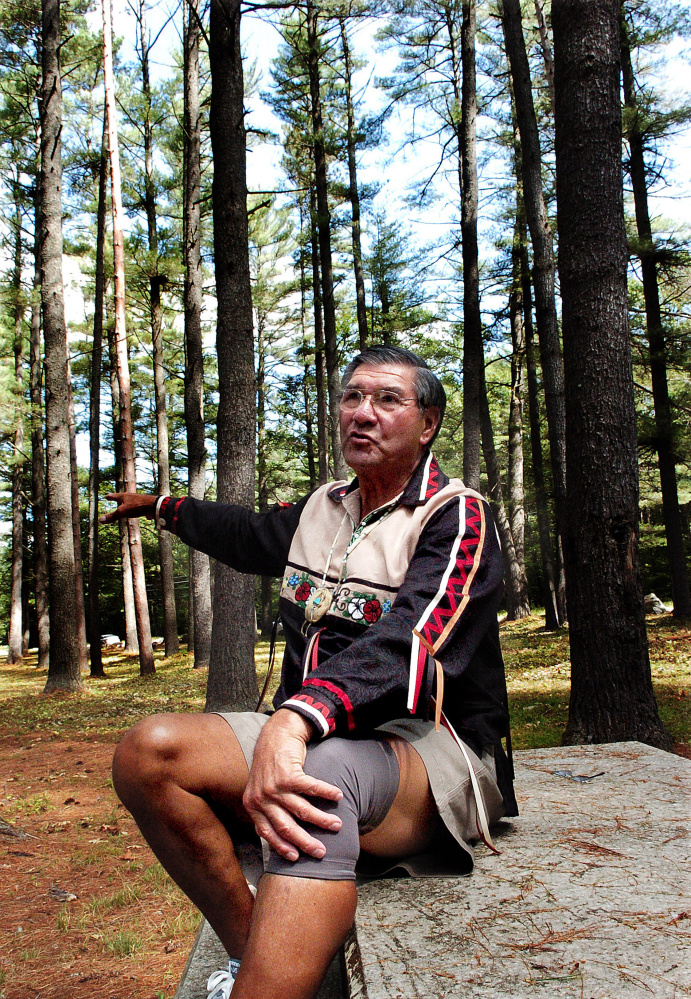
[413, 629, 499, 855]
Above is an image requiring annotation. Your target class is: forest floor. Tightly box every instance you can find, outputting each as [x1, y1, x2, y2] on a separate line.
[0, 614, 688, 999]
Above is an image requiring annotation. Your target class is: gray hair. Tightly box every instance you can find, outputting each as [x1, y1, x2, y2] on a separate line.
[341, 345, 446, 442]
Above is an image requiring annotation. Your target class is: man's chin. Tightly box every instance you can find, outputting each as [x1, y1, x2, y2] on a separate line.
[343, 443, 379, 471]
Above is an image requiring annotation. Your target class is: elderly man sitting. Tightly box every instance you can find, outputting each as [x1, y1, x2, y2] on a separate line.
[104, 345, 516, 999]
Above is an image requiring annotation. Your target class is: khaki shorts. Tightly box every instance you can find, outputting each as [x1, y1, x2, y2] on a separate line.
[216, 711, 505, 879]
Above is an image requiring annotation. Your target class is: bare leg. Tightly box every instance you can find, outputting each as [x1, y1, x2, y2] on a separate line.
[232, 736, 438, 999]
[114, 720, 439, 999]
[112, 713, 255, 957]
[232, 875, 356, 999]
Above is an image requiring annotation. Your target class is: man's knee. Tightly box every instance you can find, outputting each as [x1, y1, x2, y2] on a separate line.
[265, 738, 400, 881]
[112, 714, 184, 806]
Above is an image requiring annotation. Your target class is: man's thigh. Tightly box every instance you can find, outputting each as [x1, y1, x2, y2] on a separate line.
[358, 735, 441, 858]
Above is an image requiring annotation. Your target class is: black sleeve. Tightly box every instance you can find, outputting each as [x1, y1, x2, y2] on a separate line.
[159, 494, 312, 578]
[281, 496, 504, 736]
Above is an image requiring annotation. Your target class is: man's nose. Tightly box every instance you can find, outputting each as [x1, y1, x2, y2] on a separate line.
[352, 394, 377, 419]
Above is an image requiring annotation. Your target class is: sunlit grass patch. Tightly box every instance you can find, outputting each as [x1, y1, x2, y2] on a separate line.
[501, 612, 690, 748]
[103, 928, 142, 957]
[1, 623, 688, 749]
[158, 909, 202, 940]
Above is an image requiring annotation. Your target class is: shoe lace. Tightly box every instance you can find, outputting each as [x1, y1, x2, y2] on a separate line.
[207, 963, 236, 999]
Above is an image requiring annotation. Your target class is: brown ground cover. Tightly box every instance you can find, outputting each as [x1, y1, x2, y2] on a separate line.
[0, 731, 199, 999]
[0, 620, 688, 999]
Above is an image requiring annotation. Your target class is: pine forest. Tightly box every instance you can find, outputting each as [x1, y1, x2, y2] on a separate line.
[0, 0, 690, 745]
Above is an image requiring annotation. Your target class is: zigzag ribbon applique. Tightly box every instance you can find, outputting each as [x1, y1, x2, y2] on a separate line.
[407, 498, 486, 712]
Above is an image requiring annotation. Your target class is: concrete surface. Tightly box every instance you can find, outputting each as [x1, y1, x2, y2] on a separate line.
[346, 741, 690, 998]
[175, 742, 689, 998]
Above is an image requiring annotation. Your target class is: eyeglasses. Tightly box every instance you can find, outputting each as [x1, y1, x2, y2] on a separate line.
[339, 388, 420, 414]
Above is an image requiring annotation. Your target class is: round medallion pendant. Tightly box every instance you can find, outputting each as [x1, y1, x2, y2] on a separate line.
[304, 586, 333, 623]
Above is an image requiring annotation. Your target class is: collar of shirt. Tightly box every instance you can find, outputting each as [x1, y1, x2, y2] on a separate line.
[327, 450, 449, 508]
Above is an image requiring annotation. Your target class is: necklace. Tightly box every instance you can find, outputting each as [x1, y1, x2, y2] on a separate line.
[304, 493, 402, 624]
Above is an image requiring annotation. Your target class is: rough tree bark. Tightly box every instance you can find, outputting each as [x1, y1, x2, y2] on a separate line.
[66, 350, 89, 671]
[457, 1, 483, 490]
[138, 0, 179, 655]
[480, 369, 531, 619]
[207, 0, 258, 711]
[508, 215, 527, 573]
[512, 123, 560, 629]
[107, 319, 139, 652]
[501, 0, 567, 622]
[339, 18, 368, 351]
[521, 220, 560, 630]
[306, 0, 346, 479]
[87, 113, 107, 677]
[102, 0, 154, 675]
[299, 203, 318, 490]
[183, 0, 212, 668]
[552, 0, 669, 747]
[30, 181, 50, 670]
[620, 16, 690, 618]
[41, 0, 82, 692]
[309, 180, 329, 484]
[8, 184, 25, 665]
[533, 0, 555, 112]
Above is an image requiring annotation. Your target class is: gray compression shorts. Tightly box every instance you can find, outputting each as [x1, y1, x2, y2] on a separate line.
[265, 735, 400, 881]
[217, 712, 399, 881]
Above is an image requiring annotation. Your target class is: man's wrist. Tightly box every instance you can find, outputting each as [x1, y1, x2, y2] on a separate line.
[273, 706, 316, 743]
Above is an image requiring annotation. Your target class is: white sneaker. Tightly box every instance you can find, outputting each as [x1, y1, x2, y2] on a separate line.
[207, 958, 241, 999]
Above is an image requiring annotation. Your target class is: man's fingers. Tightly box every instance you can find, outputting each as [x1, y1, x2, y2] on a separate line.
[295, 773, 344, 804]
[279, 790, 342, 832]
[251, 805, 328, 861]
[100, 493, 125, 525]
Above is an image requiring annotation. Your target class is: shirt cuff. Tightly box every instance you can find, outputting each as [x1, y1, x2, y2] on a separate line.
[281, 695, 334, 738]
[156, 496, 185, 533]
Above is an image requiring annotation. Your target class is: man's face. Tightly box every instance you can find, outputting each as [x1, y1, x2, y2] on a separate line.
[339, 363, 440, 479]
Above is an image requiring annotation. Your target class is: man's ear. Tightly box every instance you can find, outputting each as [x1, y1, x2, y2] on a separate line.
[420, 407, 440, 445]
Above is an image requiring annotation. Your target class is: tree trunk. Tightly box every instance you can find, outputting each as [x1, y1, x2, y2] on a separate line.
[521, 218, 560, 629]
[107, 318, 139, 652]
[458, 1, 482, 490]
[621, 17, 691, 618]
[207, 0, 258, 711]
[41, 0, 82, 693]
[183, 0, 212, 668]
[87, 113, 107, 678]
[339, 19, 368, 351]
[299, 202, 318, 490]
[256, 319, 273, 636]
[508, 214, 527, 571]
[306, 0, 346, 479]
[138, 0, 179, 655]
[30, 180, 50, 670]
[552, 0, 669, 747]
[480, 366, 531, 619]
[501, 0, 567, 622]
[66, 350, 89, 671]
[102, 0, 155, 675]
[8, 186, 25, 665]
[512, 123, 560, 629]
[309, 181, 329, 484]
[533, 0, 555, 113]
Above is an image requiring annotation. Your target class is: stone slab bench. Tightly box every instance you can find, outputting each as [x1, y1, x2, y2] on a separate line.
[176, 741, 689, 998]
[346, 741, 690, 998]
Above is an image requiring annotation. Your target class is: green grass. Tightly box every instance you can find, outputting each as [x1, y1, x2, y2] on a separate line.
[103, 929, 143, 957]
[501, 612, 691, 748]
[1, 620, 688, 749]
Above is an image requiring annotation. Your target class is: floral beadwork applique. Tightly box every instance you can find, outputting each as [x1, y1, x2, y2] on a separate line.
[284, 572, 316, 606]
